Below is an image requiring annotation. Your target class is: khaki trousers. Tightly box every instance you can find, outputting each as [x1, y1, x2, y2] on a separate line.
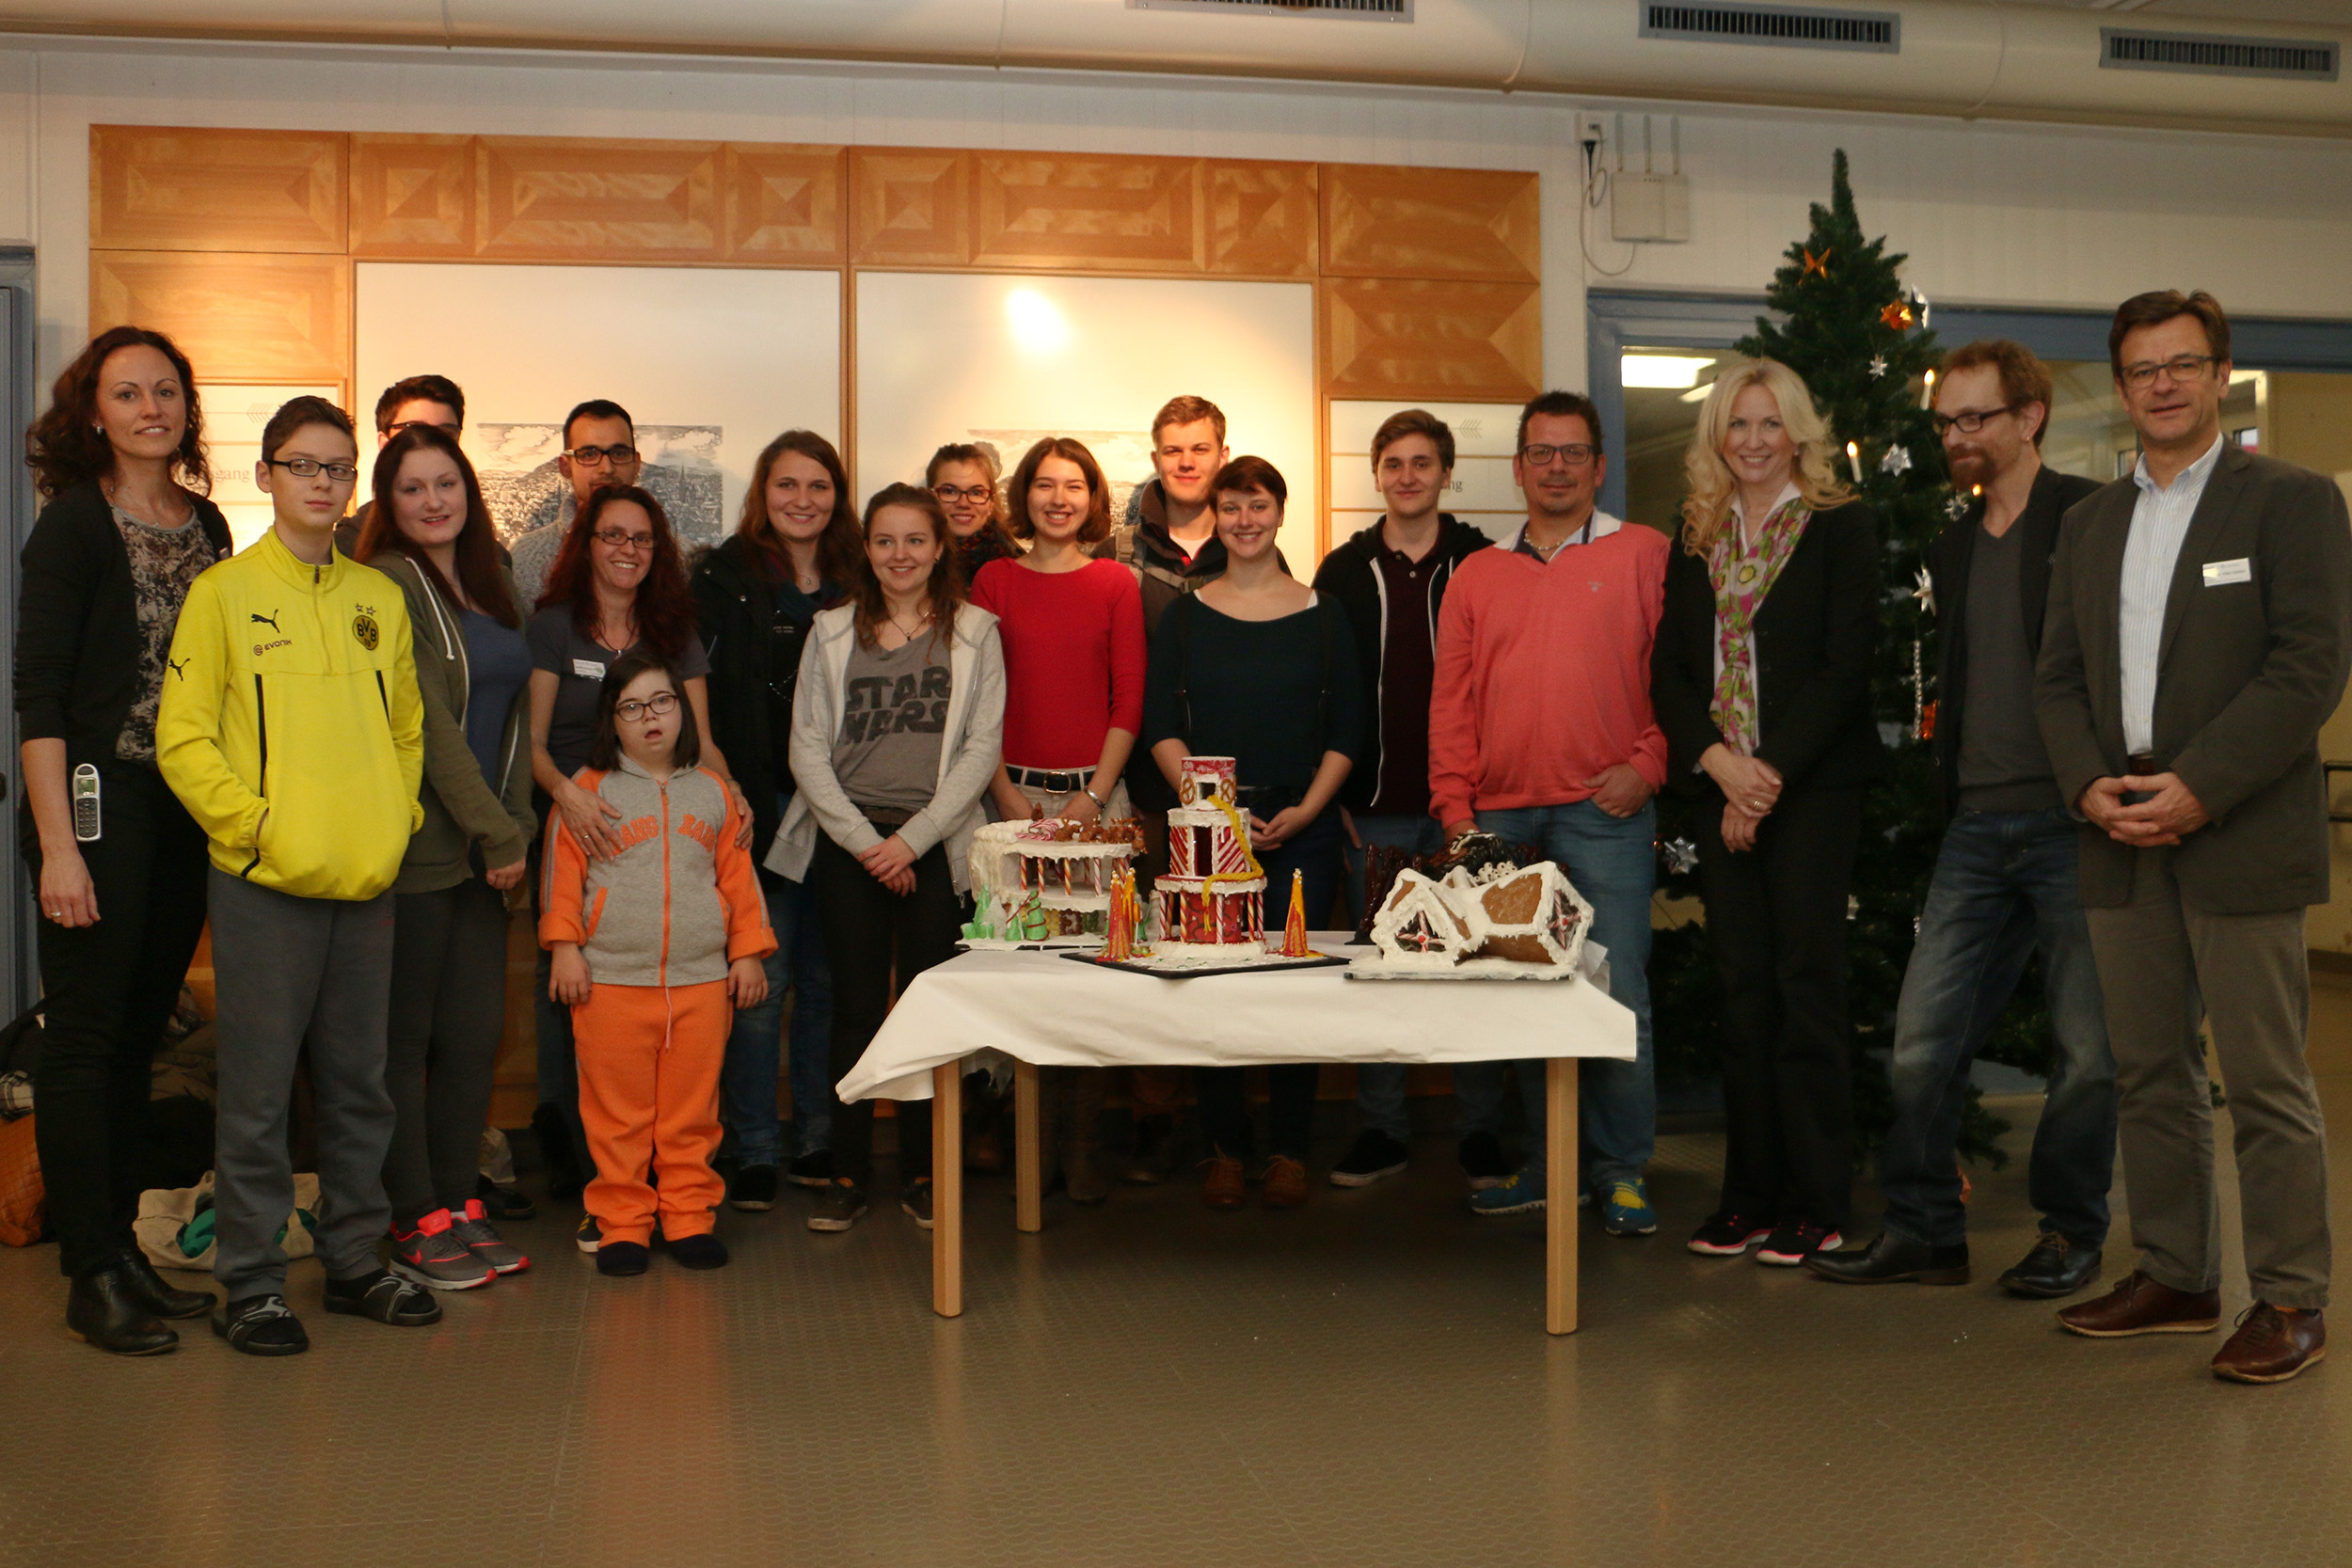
[2085, 847, 2329, 1309]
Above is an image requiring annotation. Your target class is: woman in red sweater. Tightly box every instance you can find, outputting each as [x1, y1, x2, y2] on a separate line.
[969, 436, 1145, 1204]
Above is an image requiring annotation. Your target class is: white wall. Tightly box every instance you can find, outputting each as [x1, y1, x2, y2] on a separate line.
[0, 38, 2348, 403]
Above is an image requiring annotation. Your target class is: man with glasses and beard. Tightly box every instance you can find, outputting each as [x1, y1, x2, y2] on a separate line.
[510, 399, 642, 613]
[1811, 341, 2116, 1299]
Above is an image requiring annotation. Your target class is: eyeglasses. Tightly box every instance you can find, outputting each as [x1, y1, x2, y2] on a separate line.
[614, 691, 678, 721]
[1518, 443, 1599, 468]
[2119, 355, 2219, 389]
[564, 444, 638, 468]
[1931, 404, 2022, 436]
[266, 457, 359, 482]
[592, 528, 657, 551]
[387, 420, 461, 438]
[933, 484, 994, 505]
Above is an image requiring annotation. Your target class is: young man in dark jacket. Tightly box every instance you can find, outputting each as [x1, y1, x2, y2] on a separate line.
[1311, 409, 1490, 1186]
[1811, 340, 2114, 1298]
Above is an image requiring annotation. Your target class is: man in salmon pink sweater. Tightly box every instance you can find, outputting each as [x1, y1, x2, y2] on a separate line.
[1430, 390, 1668, 1235]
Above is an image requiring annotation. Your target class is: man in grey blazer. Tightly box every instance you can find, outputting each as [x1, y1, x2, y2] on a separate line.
[2036, 290, 2352, 1384]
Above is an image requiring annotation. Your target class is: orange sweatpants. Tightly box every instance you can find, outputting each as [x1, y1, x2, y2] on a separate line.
[574, 979, 731, 1247]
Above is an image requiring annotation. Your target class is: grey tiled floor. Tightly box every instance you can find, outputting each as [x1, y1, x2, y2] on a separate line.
[7, 1053, 2352, 1566]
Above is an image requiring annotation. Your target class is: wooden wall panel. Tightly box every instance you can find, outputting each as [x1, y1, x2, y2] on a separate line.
[1321, 165, 1539, 284]
[1207, 161, 1316, 277]
[350, 135, 477, 259]
[722, 144, 846, 263]
[1323, 277, 1541, 402]
[90, 126, 346, 254]
[478, 137, 722, 261]
[850, 149, 972, 266]
[971, 154, 1200, 272]
[90, 250, 350, 386]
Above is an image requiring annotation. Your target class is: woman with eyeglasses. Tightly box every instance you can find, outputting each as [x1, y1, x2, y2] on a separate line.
[525, 483, 728, 1249]
[968, 437, 1145, 1204]
[354, 427, 536, 1291]
[14, 326, 230, 1354]
[1652, 356, 1883, 1271]
[928, 442, 1020, 581]
[690, 431, 861, 1208]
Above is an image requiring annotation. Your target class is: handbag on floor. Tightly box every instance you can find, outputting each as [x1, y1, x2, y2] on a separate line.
[0, 1114, 42, 1246]
[133, 1170, 321, 1273]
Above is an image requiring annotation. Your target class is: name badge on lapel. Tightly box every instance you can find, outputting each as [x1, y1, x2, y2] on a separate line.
[2201, 558, 2252, 587]
[572, 657, 607, 679]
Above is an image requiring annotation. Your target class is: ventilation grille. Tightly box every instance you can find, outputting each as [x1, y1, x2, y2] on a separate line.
[1640, 3, 1899, 54]
[1126, 0, 1411, 18]
[2100, 28, 2339, 83]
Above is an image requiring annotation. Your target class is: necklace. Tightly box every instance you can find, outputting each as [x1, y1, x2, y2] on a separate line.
[887, 607, 933, 641]
[103, 477, 186, 531]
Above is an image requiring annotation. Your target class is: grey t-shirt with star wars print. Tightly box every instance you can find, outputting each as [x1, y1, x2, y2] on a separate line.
[830, 633, 952, 818]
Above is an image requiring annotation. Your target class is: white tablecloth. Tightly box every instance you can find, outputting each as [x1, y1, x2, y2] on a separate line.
[837, 933, 1636, 1103]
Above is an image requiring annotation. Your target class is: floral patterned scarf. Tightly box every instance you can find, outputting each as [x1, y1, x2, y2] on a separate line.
[1706, 495, 1811, 757]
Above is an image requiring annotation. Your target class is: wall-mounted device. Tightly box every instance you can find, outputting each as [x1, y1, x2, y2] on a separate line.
[1611, 113, 1690, 244]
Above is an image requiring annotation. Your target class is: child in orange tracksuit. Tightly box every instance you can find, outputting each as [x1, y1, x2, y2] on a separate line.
[541, 652, 774, 1276]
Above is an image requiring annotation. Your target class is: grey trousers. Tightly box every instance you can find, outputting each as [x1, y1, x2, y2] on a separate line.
[383, 879, 511, 1225]
[2085, 847, 2329, 1310]
[209, 870, 398, 1301]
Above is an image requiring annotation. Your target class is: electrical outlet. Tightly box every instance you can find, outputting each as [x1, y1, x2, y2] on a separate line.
[1577, 114, 1607, 153]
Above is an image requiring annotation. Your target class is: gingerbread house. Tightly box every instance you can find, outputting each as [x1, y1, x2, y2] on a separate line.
[1154, 755, 1266, 958]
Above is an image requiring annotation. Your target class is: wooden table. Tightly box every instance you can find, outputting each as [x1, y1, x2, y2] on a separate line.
[841, 937, 1632, 1337]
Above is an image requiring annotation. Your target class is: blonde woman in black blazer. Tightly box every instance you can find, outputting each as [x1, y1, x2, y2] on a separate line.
[1652, 356, 1883, 1270]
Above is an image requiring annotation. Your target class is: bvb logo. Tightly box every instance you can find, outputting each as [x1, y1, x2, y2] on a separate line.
[353, 611, 380, 651]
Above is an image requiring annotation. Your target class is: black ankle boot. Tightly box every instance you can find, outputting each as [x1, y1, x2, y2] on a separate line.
[120, 1251, 215, 1320]
[66, 1260, 179, 1355]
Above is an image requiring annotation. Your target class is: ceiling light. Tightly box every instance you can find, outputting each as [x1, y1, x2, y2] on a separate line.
[1622, 354, 1715, 389]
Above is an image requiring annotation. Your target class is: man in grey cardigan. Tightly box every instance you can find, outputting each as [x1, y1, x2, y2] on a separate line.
[2036, 290, 2352, 1384]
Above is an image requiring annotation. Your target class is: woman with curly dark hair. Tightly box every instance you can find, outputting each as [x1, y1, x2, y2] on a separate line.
[690, 431, 859, 1203]
[15, 325, 230, 1353]
[525, 483, 734, 1243]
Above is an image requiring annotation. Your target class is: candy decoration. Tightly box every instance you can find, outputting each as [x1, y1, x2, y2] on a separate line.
[1281, 868, 1310, 958]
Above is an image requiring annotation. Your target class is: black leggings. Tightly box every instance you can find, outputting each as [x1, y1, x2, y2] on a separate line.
[809, 832, 963, 1189]
[382, 877, 512, 1225]
[26, 764, 212, 1277]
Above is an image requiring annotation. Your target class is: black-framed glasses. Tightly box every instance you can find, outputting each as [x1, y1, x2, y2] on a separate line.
[266, 456, 359, 482]
[564, 443, 638, 467]
[592, 528, 657, 551]
[614, 691, 678, 721]
[1931, 404, 2022, 436]
[2119, 355, 2219, 389]
[933, 483, 994, 505]
[1518, 443, 1598, 468]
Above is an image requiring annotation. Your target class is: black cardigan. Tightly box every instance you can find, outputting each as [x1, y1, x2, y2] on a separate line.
[690, 534, 830, 863]
[1310, 514, 1492, 812]
[1925, 467, 2102, 820]
[1652, 499, 1885, 797]
[14, 479, 234, 774]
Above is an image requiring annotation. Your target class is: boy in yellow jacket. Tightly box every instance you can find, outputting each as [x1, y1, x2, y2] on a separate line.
[157, 397, 431, 1356]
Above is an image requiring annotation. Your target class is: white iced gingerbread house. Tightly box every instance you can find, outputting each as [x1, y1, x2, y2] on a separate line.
[1370, 861, 1592, 973]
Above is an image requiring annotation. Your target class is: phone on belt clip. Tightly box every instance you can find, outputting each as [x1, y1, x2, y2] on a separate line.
[72, 764, 101, 842]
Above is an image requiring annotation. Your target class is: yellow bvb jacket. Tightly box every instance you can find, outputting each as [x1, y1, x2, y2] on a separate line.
[157, 529, 425, 900]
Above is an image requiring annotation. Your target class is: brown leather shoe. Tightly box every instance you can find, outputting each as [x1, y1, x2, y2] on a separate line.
[2212, 1304, 2327, 1385]
[1261, 1156, 1308, 1209]
[1200, 1155, 1246, 1211]
[2057, 1270, 2222, 1338]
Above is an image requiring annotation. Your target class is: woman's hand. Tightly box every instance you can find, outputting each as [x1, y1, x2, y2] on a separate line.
[727, 955, 769, 1008]
[858, 832, 918, 892]
[549, 942, 592, 1005]
[1057, 790, 1103, 826]
[1718, 800, 1762, 853]
[1254, 805, 1315, 851]
[39, 844, 99, 927]
[485, 855, 527, 892]
[1701, 744, 1784, 818]
[557, 778, 627, 860]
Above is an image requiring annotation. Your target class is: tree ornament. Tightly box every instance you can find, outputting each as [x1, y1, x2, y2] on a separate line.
[1912, 564, 1935, 616]
[1868, 356, 1888, 378]
[1879, 443, 1913, 477]
[1879, 300, 1915, 331]
[1911, 638, 1925, 740]
[1802, 245, 1833, 277]
[1661, 837, 1699, 876]
[1944, 492, 1971, 520]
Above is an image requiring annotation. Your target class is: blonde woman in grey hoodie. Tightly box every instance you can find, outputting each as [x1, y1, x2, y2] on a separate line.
[768, 483, 1005, 1234]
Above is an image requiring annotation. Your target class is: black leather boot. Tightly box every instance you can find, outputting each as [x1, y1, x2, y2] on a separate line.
[120, 1251, 215, 1320]
[66, 1259, 179, 1355]
[1804, 1229, 1970, 1286]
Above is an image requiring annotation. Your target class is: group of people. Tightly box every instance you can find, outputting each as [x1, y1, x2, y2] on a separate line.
[17, 286, 2346, 1386]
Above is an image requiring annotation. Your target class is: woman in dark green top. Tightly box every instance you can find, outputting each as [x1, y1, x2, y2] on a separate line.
[1140, 455, 1362, 1210]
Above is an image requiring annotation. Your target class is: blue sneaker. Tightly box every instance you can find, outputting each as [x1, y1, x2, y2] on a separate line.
[1468, 1168, 1546, 1216]
[1599, 1179, 1657, 1237]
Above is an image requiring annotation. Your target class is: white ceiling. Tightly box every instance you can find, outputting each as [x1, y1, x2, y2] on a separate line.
[1994, 0, 2352, 27]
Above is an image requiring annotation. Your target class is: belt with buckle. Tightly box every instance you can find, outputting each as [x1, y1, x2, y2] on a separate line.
[2126, 752, 2158, 775]
[1009, 765, 1091, 796]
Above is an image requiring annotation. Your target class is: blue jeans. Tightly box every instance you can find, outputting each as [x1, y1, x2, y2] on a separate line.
[719, 867, 834, 1167]
[1881, 808, 2116, 1249]
[1343, 812, 1448, 1140]
[1454, 800, 1657, 1188]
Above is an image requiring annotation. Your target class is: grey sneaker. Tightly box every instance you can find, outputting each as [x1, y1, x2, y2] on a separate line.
[449, 1200, 530, 1275]
[807, 1181, 868, 1233]
[389, 1211, 495, 1291]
